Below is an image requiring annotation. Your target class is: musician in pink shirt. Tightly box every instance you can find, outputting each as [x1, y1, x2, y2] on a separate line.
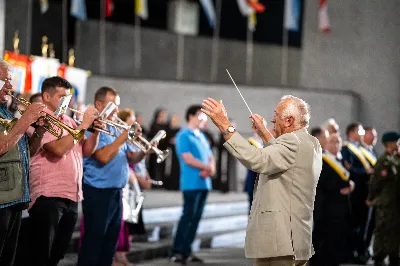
[27, 77, 100, 266]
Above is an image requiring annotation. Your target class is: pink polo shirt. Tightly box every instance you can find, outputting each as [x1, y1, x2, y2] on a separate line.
[28, 115, 85, 209]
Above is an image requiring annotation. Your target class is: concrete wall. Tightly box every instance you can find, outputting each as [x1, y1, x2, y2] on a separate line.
[301, 0, 400, 150]
[85, 75, 358, 139]
[75, 20, 302, 87]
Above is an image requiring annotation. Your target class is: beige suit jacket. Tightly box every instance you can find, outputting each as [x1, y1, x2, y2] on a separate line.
[223, 128, 322, 260]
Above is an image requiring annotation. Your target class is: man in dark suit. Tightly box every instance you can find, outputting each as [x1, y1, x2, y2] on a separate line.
[311, 134, 354, 266]
[341, 123, 373, 264]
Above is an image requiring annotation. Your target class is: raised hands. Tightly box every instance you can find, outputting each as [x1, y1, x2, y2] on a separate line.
[201, 98, 231, 132]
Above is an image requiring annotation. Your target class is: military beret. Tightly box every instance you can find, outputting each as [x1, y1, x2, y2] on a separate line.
[381, 131, 400, 143]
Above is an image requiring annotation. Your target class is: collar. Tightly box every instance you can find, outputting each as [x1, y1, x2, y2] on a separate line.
[348, 139, 360, 147]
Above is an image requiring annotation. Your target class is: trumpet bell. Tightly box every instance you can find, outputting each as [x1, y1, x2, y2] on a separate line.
[0, 117, 18, 133]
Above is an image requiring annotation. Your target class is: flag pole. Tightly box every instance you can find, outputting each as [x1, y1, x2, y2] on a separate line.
[281, 1, 288, 86]
[99, 0, 106, 74]
[134, 13, 142, 76]
[210, 0, 222, 82]
[62, 0, 68, 63]
[245, 17, 254, 84]
[176, 0, 185, 80]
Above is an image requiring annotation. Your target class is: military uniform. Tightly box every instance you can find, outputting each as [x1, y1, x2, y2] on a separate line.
[367, 132, 400, 266]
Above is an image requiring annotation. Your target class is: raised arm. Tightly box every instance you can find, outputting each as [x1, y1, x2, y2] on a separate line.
[223, 132, 298, 175]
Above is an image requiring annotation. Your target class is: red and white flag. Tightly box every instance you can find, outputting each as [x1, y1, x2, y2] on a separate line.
[319, 0, 330, 33]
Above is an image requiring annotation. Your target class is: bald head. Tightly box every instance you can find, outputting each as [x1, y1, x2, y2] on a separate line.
[272, 95, 310, 137]
[326, 133, 342, 155]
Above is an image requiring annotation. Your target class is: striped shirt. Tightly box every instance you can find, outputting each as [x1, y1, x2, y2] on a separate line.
[0, 104, 31, 208]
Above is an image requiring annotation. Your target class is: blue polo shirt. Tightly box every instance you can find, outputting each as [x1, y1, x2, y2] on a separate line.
[175, 127, 213, 191]
[83, 125, 134, 189]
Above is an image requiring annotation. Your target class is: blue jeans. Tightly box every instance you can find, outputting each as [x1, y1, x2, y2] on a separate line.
[78, 184, 122, 266]
[172, 190, 208, 257]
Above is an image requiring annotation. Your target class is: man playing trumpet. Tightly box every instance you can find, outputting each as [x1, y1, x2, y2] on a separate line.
[27, 76, 101, 266]
[0, 60, 47, 266]
[78, 87, 156, 266]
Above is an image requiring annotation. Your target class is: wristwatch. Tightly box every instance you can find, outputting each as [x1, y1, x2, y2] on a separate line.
[222, 125, 236, 135]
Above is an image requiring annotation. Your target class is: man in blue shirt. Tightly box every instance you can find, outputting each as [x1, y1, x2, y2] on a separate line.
[0, 60, 47, 266]
[170, 105, 215, 265]
[78, 87, 154, 266]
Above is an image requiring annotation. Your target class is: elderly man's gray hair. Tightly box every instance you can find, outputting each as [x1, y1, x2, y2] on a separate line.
[280, 95, 311, 128]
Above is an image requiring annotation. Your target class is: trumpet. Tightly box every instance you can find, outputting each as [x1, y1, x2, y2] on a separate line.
[113, 116, 170, 163]
[12, 96, 86, 144]
[0, 117, 18, 134]
[68, 107, 116, 136]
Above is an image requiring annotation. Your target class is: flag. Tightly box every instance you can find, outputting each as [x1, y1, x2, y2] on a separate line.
[248, 12, 257, 32]
[40, 0, 49, 14]
[106, 0, 114, 17]
[199, 0, 216, 28]
[71, 0, 87, 20]
[3, 51, 32, 93]
[247, 0, 265, 13]
[284, 0, 301, 32]
[236, 0, 265, 15]
[135, 0, 148, 20]
[236, 0, 253, 16]
[319, 0, 330, 32]
[58, 64, 89, 105]
[30, 57, 60, 93]
[236, 0, 266, 31]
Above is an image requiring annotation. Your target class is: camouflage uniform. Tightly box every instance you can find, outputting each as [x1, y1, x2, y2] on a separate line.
[367, 152, 400, 266]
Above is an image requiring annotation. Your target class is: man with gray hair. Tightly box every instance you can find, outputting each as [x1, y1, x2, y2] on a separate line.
[0, 60, 47, 265]
[201, 95, 322, 266]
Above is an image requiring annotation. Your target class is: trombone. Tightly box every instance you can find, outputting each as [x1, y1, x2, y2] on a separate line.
[113, 116, 170, 163]
[11, 95, 85, 144]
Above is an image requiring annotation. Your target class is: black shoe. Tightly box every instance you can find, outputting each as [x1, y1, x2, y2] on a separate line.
[187, 255, 204, 263]
[170, 254, 187, 265]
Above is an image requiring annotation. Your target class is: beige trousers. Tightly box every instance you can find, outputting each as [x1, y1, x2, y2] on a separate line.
[253, 256, 308, 266]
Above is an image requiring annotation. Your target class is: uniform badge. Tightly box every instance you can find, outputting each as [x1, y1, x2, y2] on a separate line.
[380, 169, 387, 177]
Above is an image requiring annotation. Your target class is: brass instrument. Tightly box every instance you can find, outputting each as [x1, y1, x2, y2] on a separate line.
[12, 96, 86, 144]
[0, 117, 18, 134]
[113, 116, 169, 163]
[68, 107, 117, 136]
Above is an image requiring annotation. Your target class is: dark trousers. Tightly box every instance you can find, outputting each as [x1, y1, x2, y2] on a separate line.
[349, 195, 370, 259]
[0, 204, 23, 266]
[28, 196, 78, 266]
[311, 218, 350, 266]
[172, 190, 208, 257]
[78, 184, 122, 266]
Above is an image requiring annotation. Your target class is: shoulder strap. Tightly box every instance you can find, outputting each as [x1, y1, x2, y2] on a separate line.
[359, 146, 377, 167]
[344, 142, 371, 171]
[322, 154, 349, 181]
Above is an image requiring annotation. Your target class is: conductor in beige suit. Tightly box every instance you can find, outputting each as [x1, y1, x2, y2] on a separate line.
[201, 95, 322, 266]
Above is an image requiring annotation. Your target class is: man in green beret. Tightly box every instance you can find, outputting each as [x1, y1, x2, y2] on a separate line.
[366, 131, 400, 266]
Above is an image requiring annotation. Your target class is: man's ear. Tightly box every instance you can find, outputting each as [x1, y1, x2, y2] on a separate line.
[42, 92, 50, 102]
[287, 116, 295, 128]
[94, 100, 101, 110]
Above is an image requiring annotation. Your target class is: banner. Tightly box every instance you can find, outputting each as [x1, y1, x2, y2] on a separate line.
[3, 51, 32, 93]
[58, 63, 88, 105]
[30, 56, 60, 93]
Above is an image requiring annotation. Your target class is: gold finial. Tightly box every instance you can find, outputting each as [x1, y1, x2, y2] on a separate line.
[68, 48, 75, 67]
[13, 31, 20, 54]
[41, 36, 49, 57]
[49, 43, 55, 58]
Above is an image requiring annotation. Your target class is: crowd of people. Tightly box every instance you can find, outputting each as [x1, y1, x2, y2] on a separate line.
[309, 120, 400, 266]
